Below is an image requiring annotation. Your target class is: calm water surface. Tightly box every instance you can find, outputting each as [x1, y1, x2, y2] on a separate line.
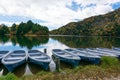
[0, 35, 120, 77]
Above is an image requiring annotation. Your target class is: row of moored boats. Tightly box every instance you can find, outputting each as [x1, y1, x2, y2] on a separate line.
[0, 47, 120, 72]
[52, 48, 120, 66]
[0, 50, 51, 72]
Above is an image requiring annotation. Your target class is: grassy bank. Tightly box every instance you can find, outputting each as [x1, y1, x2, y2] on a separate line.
[0, 57, 120, 80]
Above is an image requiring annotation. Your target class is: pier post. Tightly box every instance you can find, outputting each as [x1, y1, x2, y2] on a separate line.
[56, 57, 60, 72]
[52, 55, 60, 72]
[44, 48, 47, 53]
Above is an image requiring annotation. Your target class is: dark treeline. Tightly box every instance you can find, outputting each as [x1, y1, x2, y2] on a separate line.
[0, 20, 49, 35]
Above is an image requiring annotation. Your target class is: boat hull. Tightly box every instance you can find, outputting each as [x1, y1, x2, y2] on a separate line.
[0, 58, 2, 63]
[80, 56, 100, 64]
[53, 54, 80, 66]
[28, 58, 50, 70]
[4, 59, 26, 72]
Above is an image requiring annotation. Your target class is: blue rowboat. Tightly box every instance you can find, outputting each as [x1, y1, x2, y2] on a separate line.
[96, 48, 120, 58]
[113, 47, 120, 51]
[65, 48, 101, 64]
[52, 49, 81, 66]
[0, 51, 9, 62]
[86, 48, 116, 57]
[28, 50, 51, 70]
[2, 50, 27, 72]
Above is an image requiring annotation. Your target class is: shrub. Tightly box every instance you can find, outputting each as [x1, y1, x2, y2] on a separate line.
[4, 73, 19, 80]
[101, 56, 119, 68]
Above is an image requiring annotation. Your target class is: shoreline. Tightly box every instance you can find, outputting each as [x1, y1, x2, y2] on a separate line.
[0, 56, 120, 80]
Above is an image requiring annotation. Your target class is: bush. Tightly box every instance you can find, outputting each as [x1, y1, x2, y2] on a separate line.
[4, 73, 19, 80]
[101, 56, 119, 68]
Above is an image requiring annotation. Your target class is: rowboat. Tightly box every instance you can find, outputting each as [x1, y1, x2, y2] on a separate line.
[2, 50, 27, 72]
[96, 48, 120, 58]
[28, 50, 51, 70]
[52, 49, 81, 66]
[65, 48, 101, 64]
[0, 51, 9, 62]
[113, 47, 120, 51]
[86, 48, 115, 57]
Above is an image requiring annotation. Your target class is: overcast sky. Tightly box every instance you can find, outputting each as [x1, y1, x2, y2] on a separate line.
[0, 0, 120, 30]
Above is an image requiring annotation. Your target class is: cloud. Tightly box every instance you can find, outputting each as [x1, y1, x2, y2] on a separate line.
[0, 21, 15, 26]
[0, 0, 120, 30]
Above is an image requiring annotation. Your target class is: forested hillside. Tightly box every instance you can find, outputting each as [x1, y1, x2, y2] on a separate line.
[50, 8, 120, 36]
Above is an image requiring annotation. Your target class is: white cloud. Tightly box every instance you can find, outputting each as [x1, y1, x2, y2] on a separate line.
[95, 5, 113, 14]
[0, 21, 20, 27]
[0, 0, 120, 30]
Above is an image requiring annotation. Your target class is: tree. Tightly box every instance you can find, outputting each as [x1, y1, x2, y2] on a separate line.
[16, 22, 25, 35]
[114, 23, 120, 36]
[14, 20, 49, 35]
[11, 23, 17, 34]
[0, 24, 10, 35]
[25, 20, 33, 33]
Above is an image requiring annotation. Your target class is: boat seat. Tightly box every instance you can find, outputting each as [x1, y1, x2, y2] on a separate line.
[65, 49, 74, 51]
[5, 57, 23, 60]
[29, 53, 42, 56]
[13, 50, 25, 53]
[31, 56, 47, 59]
[56, 52, 65, 55]
[52, 49, 63, 52]
[4, 59, 21, 61]
[64, 55, 73, 57]
[0, 51, 9, 54]
[36, 57, 49, 60]
[11, 54, 25, 57]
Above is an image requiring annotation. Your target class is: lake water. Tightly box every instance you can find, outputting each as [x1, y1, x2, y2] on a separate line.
[0, 35, 120, 77]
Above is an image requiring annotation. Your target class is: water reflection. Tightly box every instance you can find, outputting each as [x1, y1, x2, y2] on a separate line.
[1, 36, 120, 50]
[51, 36, 120, 48]
[0, 36, 9, 44]
[0, 36, 49, 49]
[0, 65, 3, 76]
[13, 63, 26, 77]
[28, 63, 47, 74]
[1, 65, 8, 76]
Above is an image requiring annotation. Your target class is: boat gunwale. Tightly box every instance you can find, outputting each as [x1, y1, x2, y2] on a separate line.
[2, 50, 27, 65]
[52, 49, 81, 60]
[28, 50, 51, 63]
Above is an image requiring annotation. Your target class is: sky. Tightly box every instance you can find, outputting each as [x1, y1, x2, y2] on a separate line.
[0, 0, 120, 30]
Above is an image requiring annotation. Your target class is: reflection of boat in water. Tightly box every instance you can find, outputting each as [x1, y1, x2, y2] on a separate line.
[59, 61, 74, 70]
[28, 50, 51, 70]
[28, 63, 46, 74]
[52, 49, 81, 66]
[2, 65, 9, 76]
[0, 65, 4, 76]
[2, 50, 27, 72]
[2, 63, 26, 77]
[13, 63, 26, 77]
[24, 63, 33, 76]
[0, 65, 3, 71]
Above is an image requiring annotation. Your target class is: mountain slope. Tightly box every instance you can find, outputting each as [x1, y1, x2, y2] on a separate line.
[50, 8, 120, 36]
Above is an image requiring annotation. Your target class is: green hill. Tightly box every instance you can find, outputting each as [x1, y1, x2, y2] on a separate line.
[50, 8, 120, 36]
